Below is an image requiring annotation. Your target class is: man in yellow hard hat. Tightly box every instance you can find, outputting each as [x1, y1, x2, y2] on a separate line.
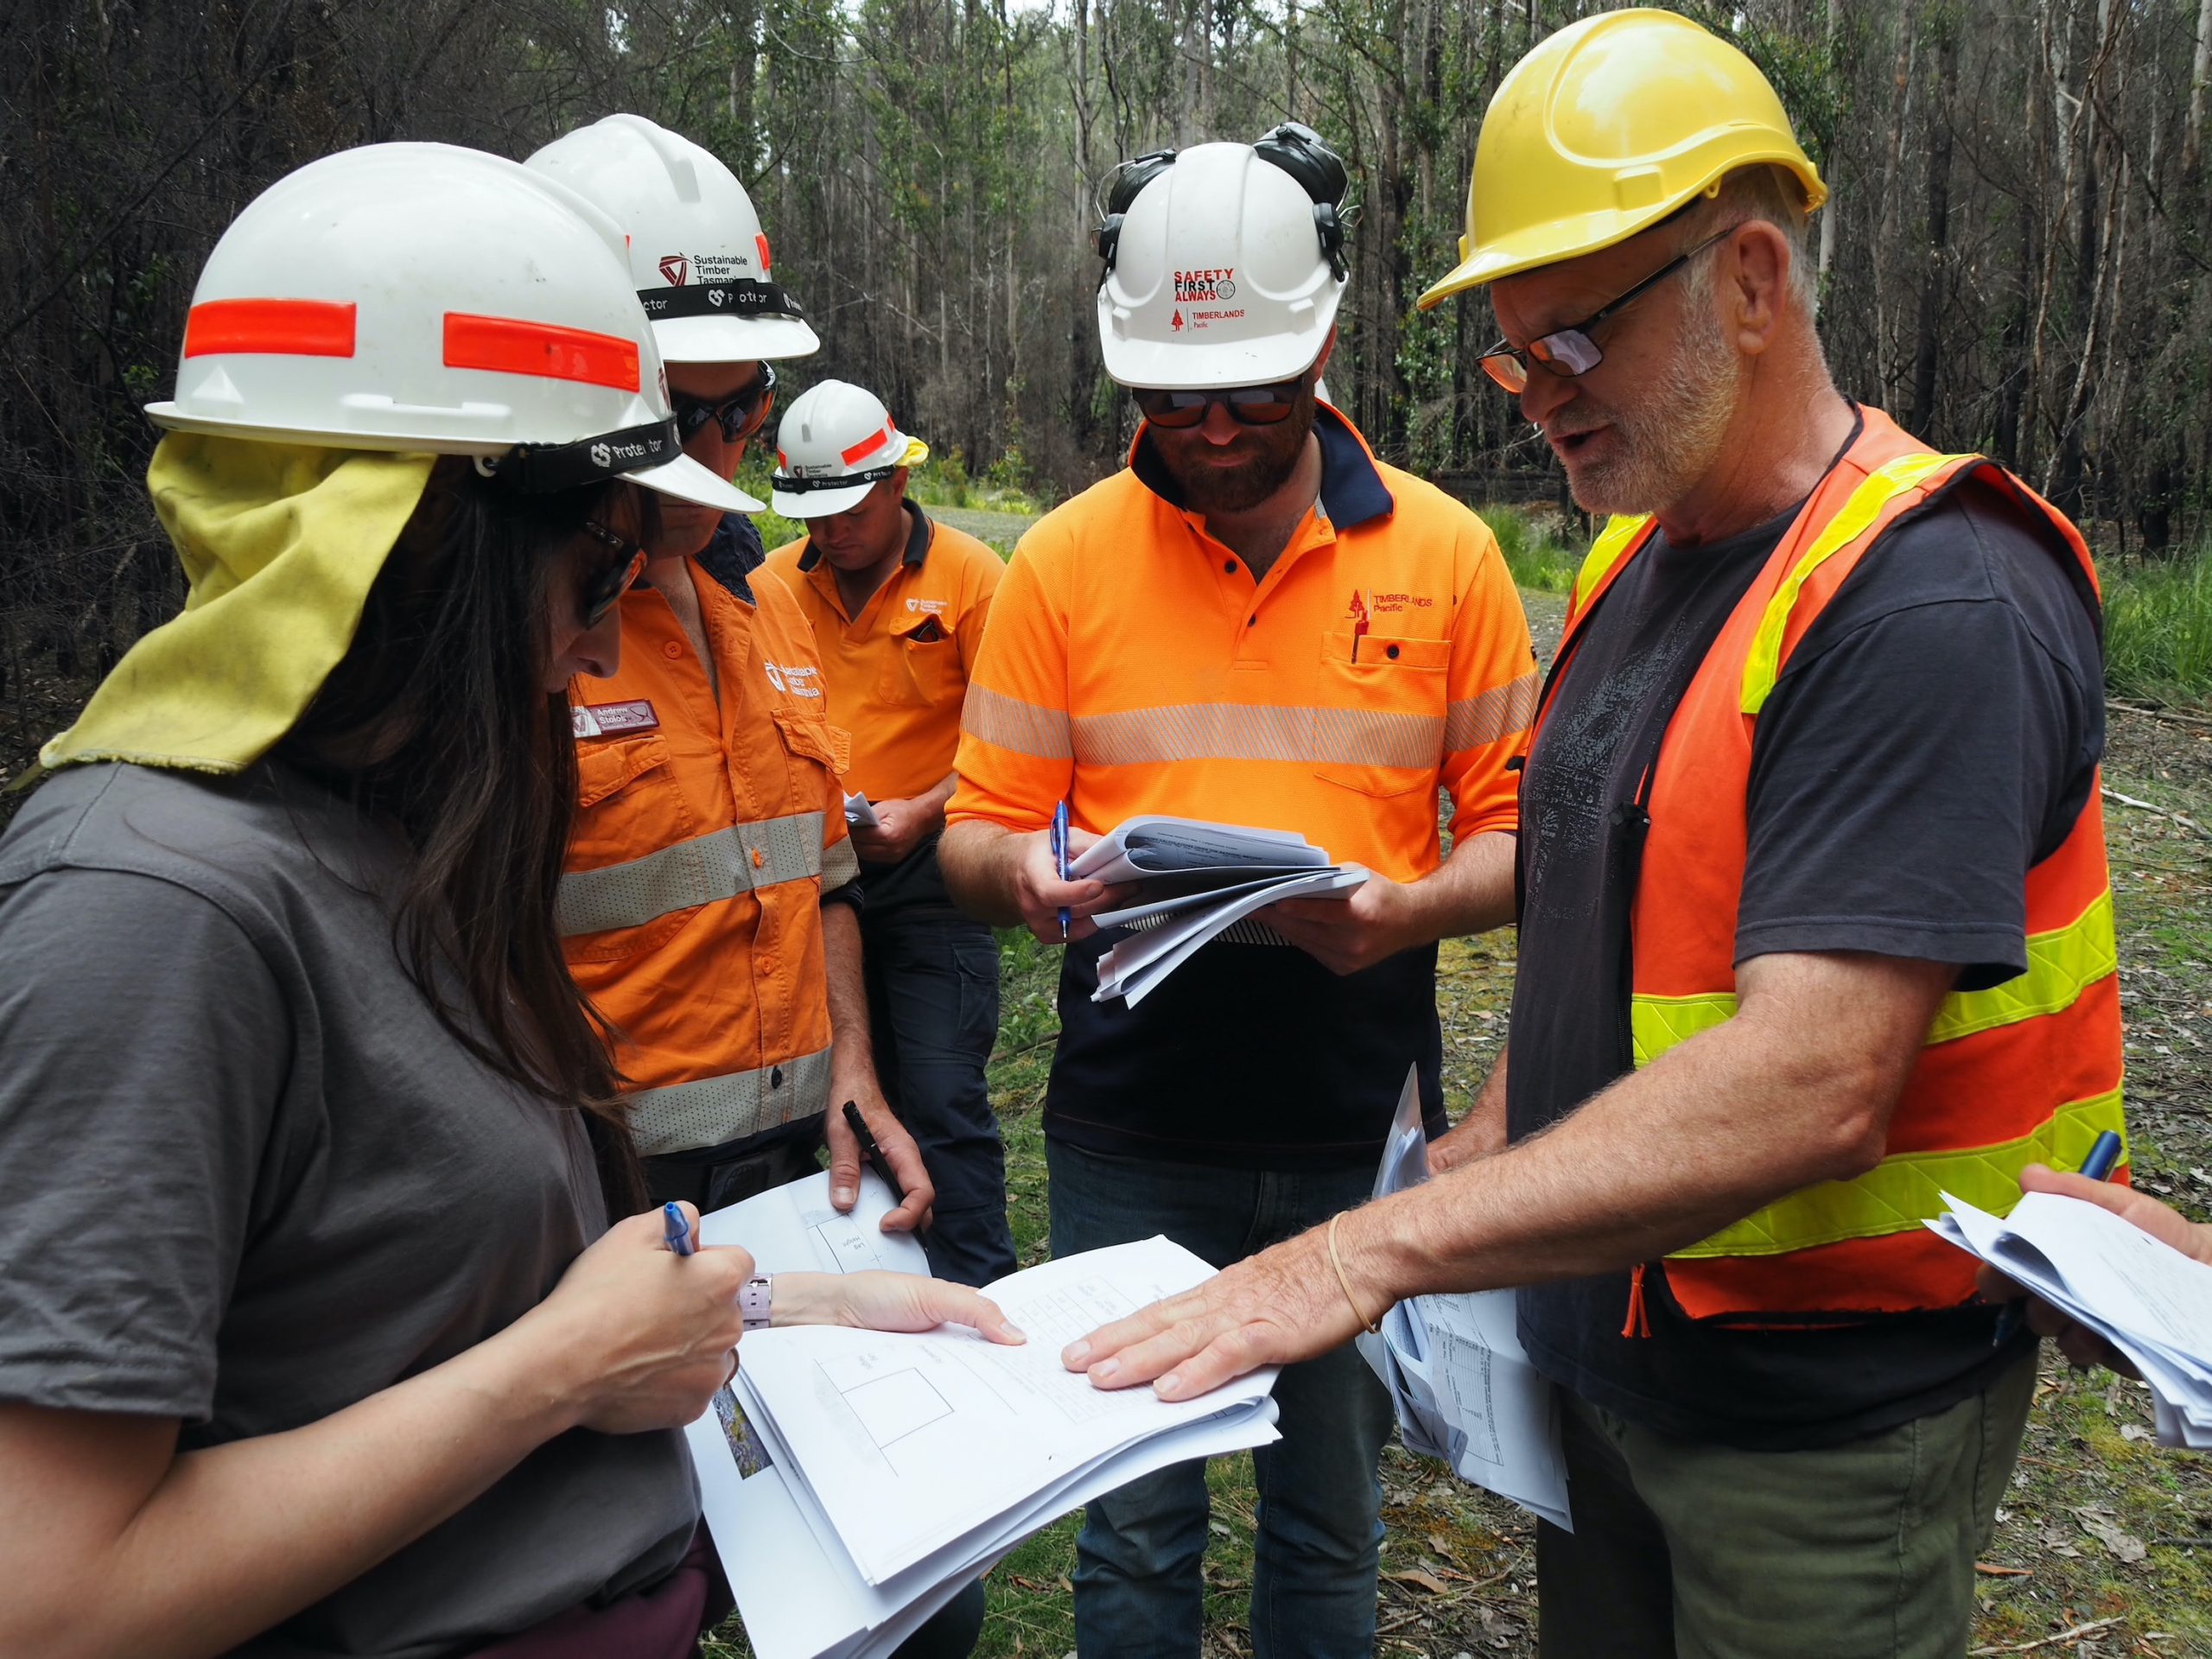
[1055, 11, 2124, 1656]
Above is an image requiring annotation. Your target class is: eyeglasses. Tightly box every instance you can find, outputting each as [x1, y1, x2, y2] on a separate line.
[672, 362, 778, 445]
[1132, 377, 1305, 429]
[576, 521, 647, 628]
[1476, 223, 1742, 394]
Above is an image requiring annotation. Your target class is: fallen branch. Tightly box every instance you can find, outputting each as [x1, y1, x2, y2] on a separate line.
[2110, 700, 2212, 730]
[1969, 1615, 2124, 1655]
[2102, 786, 2212, 840]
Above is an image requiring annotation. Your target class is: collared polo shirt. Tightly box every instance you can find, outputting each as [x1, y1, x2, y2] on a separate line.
[949, 405, 1536, 1166]
[764, 502, 1003, 804]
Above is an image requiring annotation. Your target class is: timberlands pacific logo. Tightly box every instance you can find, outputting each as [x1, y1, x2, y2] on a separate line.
[1173, 268, 1236, 302]
[659, 255, 689, 285]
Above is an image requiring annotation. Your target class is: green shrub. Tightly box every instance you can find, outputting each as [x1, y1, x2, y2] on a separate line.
[2102, 552, 2212, 702]
[1483, 502, 1580, 594]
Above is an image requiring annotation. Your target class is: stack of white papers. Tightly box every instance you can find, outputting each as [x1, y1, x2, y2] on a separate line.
[843, 792, 880, 829]
[684, 1178, 1281, 1659]
[1074, 816, 1367, 1006]
[1352, 1072, 1573, 1530]
[1931, 1190, 2212, 1447]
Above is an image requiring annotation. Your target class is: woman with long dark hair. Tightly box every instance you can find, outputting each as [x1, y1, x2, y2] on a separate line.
[0, 144, 1015, 1659]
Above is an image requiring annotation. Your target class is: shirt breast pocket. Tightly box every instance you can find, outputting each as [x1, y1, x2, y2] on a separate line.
[563, 734, 702, 959]
[1313, 630, 1449, 798]
[772, 707, 852, 793]
[877, 613, 963, 710]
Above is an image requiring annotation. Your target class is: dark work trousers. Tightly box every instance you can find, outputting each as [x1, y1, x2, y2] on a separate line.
[861, 902, 1016, 1287]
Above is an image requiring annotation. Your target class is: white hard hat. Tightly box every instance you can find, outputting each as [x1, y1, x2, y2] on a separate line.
[1094, 125, 1350, 391]
[148, 143, 760, 512]
[770, 380, 929, 519]
[526, 114, 820, 365]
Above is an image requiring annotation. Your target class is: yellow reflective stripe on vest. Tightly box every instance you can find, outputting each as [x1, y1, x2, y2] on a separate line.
[556, 810, 824, 938]
[1928, 891, 2115, 1045]
[1571, 515, 1652, 617]
[1669, 1089, 2126, 1258]
[1738, 452, 1973, 715]
[1629, 887, 2118, 1068]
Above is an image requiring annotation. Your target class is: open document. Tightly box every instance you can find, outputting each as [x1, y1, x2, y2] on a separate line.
[1352, 1071, 1573, 1530]
[1073, 816, 1366, 1007]
[684, 1193, 1281, 1659]
[1931, 1190, 2212, 1448]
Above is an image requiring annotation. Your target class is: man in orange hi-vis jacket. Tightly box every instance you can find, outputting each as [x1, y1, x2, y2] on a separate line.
[939, 124, 1535, 1659]
[526, 117, 934, 1236]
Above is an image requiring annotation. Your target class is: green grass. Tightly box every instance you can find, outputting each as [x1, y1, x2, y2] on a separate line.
[2102, 553, 2212, 702]
[1481, 503, 1580, 595]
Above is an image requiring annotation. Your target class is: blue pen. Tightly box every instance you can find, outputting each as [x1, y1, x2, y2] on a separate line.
[1991, 1128, 2123, 1347]
[663, 1200, 696, 1257]
[1051, 800, 1071, 942]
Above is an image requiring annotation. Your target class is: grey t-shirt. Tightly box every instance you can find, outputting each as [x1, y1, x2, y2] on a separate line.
[0, 763, 697, 1657]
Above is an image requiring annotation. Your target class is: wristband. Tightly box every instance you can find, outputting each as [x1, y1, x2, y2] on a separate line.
[741, 1274, 773, 1332]
[1327, 1214, 1382, 1335]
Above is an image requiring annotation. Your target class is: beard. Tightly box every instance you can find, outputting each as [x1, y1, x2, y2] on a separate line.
[1554, 289, 1742, 518]
[1154, 391, 1319, 515]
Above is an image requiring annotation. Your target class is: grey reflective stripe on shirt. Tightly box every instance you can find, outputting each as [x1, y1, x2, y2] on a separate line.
[1071, 702, 1442, 770]
[556, 810, 826, 938]
[623, 1045, 836, 1155]
[820, 835, 860, 894]
[963, 684, 1073, 760]
[1443, 670, 1541, 754]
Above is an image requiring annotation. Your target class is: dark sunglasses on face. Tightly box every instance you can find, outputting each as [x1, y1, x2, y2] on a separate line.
[672, 362, 778, 444]
[1477, 222, 1744, 394]
[576, 521, 647, 629]
[1132, 376, 1305, 429]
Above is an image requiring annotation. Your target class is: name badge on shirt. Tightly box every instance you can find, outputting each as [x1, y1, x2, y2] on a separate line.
[572, 699, 659, 739]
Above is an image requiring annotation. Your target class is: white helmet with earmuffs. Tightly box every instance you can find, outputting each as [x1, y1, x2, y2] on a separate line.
[1093, 123, 1351, 391]
[147, 141, 761, 512]
[525, 114, 821, 365]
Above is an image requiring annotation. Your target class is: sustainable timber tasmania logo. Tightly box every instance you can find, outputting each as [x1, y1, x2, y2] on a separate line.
[659, 255, 689, 286]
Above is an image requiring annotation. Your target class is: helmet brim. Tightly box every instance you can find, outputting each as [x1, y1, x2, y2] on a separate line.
[629, 452, 764, 512]
[1097, 323, 1331, 392]
[653, 313, 821, 364]
[772, 480, 875, 519]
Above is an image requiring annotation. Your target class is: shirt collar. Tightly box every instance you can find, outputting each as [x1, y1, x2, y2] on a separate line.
[794, 499, 931, 573]
[1128, 402, 1395, 531]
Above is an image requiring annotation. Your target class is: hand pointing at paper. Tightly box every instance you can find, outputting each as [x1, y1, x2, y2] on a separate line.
[1976, 1164, 2212, 1374]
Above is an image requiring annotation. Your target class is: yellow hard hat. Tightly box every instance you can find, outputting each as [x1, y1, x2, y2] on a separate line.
[1418, 8, 1827, 308]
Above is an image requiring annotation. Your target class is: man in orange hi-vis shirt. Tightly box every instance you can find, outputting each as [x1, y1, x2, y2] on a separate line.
[939, 125, 1535, 1659]
[764, 379, 1015, 1287]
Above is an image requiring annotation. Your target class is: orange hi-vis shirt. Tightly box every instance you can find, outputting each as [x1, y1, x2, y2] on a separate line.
[561, 547, 857, 1159]
[949, 409, 1535, 882]
[763, 504, 1002, 804]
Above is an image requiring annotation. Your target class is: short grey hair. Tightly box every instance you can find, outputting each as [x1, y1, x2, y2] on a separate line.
[1684, 163, 1816, 314]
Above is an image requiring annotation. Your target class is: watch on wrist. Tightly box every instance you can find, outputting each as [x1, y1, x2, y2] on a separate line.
[741, 1274, 773, 1332]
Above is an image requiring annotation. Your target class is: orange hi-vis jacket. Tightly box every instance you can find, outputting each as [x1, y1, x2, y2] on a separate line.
[1548, 406, 2126, 1328]
[949, 408, 1535, 880]
[561, 556, 857, 1158]
[763, 504, 1002, 804]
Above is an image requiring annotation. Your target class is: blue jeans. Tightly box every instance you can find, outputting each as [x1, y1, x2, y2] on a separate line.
[1046, 1140, 1392, 1659]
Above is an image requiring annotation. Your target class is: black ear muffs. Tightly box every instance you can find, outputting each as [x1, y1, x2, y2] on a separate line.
[1095, 149, 1178, 271]
[1255, 121, 1352, 280]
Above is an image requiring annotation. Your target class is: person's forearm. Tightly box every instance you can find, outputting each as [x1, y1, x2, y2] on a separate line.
[4, 1321, 582, 1659]
[821, 902, 876, 1090]
[912, 772, 958, 836]
[1350, 979, 1923, 1302]
[1404, 827, 1516, 943]
[938, 819, 1025, 926]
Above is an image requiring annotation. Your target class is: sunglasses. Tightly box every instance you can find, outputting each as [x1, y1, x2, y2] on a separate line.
[1133, 376, 1306, 429]
[1476, 223, 1742, 394]
[672, 362, 778, 445]
[577, 521, 647, 629]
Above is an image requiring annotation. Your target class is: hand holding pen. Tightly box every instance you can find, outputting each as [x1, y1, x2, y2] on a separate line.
[1051, 800, 1072, 941]
[1990, 1128, 2124, 1349]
